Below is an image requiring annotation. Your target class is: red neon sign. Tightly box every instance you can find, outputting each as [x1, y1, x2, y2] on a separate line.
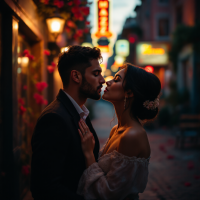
[144, 66, 154, 73]
[95, 0, 112, 38]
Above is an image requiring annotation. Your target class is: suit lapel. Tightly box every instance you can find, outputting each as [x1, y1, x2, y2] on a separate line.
[56, 89, 80, 129]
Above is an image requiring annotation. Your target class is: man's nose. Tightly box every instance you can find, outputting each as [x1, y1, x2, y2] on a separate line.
[100, 75, 105, 84]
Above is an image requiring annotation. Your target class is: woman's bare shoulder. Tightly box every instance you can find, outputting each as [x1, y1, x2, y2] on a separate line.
[118, 127, 147, 157]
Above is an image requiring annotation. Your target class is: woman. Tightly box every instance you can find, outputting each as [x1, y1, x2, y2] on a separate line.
[77, 63, 161, 200]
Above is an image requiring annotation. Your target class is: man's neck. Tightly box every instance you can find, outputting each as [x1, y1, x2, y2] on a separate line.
[63, 88, 87, 107]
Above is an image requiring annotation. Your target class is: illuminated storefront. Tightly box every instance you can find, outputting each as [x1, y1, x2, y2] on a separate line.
[136, 42, 170, 88]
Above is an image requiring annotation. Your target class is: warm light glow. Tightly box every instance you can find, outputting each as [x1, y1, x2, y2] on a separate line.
[111, 65, 119, 72]
[116, 40, 130, 57]
[21, 57, 29, 68]
[94, 0, 113, 38]
[104, 69, 111, 76]
[105, 76, 114, 82]
[81, 43, 93, 48]
[14, 23, 18, 30]
[114, 55, 125, 65]
[141, 44, 165, 55]
[60, 47, 69, 53]
[46, 17, 65, 34]
[18, 57, 21, 64]
[98, 45, 109, 53]
[99, 1, 108, 8]
[144, 66, 154, 73]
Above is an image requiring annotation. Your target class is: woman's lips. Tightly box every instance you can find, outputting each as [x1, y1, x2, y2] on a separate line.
[104, 87, 109, 92]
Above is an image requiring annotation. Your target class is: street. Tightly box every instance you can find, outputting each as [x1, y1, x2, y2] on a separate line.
[91, 100, 200, 200]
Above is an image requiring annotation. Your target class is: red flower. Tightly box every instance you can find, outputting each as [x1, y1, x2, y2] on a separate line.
[51, 61, 56, 67]
[18, 98, 25, 106]
[187, 161, 194, 170]
[21, 165, 30, 176]
[74, 0, 81, 6]
[53, 0, 64, 8]
[43, 100, 48, 105]
[34, 93, 47, 105]
[67, 1, 73, 6]
[28, 55, 35, 61]
[74, 12, 84, 21]
[84, 28, 89, 33]
[23, 85, 27, 90]
[159, 144, 167, 153]
[81, 7, 90, 16]
[47, 65, 55, 73]
[194, 175, 200, 179]
[167, 155, 174, 160]
[44, 0, 49, 4]
[19, 105, 26, 115]
[85, 21, 90, 25]
[35, 82, 48, 92]
[23, 49, 29, 56]
[67, 20, 76, 28]
[44, 49, 50, 56]
[65, 27, 71, 33]
[72, 7, 79, 14]
[184, 182, 191, 187]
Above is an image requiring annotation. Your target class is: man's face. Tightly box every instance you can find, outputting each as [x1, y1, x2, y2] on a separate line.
[79, 59, 105, 100]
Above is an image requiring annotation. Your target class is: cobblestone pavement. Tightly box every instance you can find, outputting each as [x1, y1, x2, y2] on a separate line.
[91, 101, 200, 200]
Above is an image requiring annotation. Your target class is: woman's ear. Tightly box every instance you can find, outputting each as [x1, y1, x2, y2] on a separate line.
[71, 70, 82, 84]
[125, 90, 134, 98]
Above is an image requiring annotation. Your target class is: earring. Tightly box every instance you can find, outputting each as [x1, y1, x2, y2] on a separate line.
[124, 97, 127, 110]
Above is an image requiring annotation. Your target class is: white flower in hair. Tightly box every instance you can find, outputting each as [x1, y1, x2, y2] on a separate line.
[143, 97, 159, 110]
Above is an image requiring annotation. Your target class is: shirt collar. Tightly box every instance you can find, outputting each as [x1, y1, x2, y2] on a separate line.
[63, 90, 89, 121]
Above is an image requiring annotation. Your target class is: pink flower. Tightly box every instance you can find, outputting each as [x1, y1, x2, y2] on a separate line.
[18, 98, 25, 106]
[167, 155, 174, 160]
[51, 61, 56, 67]
[47, 65, 55, 73]
[34, 93, 46, 105]
[184, 182, 191, 187]
[43, 100, 48, 105]
[21, 165, 30, 176]
[19, 105, 26, 115]
[35, 82, 48, 92]
[44, 49, 50, 56]
[23, 85, 27, 90]
[81, 7, 90, 16]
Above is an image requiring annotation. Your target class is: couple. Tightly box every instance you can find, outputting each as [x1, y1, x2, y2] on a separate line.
[30, 45, 161, 200]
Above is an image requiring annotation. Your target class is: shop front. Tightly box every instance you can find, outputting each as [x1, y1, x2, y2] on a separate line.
[0, 0, 48, 199]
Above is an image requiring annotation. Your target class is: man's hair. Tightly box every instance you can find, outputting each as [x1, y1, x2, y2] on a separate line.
[57, 45, 103, 87]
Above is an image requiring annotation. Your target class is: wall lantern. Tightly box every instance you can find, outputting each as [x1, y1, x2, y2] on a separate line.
[46, 15, 65, 40]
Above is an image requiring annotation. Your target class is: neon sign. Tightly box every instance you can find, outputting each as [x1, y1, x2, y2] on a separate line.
[95, 0, 112, 38]
[141, 44, 165, 55]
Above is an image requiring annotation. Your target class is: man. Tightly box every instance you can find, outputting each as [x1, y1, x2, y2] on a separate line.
[30, 46, 105, 200]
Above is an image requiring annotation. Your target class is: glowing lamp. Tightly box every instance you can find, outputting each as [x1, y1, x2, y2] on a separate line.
[60, 47, 69, 53]
[111, 65, 119, 72]
[46, 16, 65, 40]
[144, 66, 154, 73]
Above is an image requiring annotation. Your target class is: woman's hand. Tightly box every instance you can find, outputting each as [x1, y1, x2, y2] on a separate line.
[78, 119, 95, 157]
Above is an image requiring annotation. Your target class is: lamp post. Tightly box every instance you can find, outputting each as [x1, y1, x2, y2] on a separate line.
[46, 14, 65, 40]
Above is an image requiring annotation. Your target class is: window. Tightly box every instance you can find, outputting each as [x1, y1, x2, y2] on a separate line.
[158, 18, 169, 37]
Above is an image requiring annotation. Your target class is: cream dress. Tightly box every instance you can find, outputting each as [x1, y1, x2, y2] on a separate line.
[77, 140, 150, 200]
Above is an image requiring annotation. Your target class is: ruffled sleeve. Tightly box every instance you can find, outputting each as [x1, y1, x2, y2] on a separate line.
[77, 151, 149, 200]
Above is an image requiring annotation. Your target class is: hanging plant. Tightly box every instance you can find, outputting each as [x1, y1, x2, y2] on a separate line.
[35, 0, 91, 43]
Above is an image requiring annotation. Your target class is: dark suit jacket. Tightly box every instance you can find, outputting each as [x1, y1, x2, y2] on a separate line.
[30, 89, 100, 200]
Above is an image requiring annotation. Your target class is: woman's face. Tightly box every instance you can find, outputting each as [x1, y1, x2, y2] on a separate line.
[102, 68, 126, 103]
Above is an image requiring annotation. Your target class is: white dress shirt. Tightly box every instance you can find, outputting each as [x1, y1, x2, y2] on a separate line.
[63, 90, 89, 121]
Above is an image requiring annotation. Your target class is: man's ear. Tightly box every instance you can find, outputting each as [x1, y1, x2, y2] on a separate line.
[71, 70, 82, 84]
[125, 90, 134, 98]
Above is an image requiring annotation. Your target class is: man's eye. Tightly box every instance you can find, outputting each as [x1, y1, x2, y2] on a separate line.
[94, 72, 99, 76]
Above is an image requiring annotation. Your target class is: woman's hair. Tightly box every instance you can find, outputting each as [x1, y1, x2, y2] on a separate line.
[122, 63, 161, 121]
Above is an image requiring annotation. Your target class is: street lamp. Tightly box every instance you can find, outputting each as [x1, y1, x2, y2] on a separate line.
[46, 15, 65, 40]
